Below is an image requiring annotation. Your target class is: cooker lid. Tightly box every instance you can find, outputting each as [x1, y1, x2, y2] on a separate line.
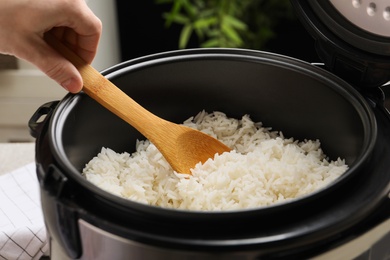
[291, 0, 390, 88]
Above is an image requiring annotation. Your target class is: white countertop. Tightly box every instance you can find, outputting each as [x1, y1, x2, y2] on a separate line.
[0, 142, 35, 175]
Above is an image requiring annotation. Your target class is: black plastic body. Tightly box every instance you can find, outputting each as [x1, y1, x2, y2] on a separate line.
[30, 49, 390, 259]
[291, 0, 390, 88]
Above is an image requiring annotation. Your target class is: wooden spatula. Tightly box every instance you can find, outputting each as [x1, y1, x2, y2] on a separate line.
[45, 33, 231, 174]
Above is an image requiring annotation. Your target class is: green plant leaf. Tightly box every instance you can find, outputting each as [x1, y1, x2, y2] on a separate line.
[179, 24, 193, 49]
[193, 17, 217, 29]
[181, 0, 197, 17]
[223, 15, 247, 30]
[157, 0, 294, 49]
[221, 23, 242, 45]
[198, 9, 216, 18]
[194, 27, 204, 40]
[164, 0, 184, 27]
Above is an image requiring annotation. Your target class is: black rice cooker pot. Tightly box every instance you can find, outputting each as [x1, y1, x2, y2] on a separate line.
[29, 1, 390, 259]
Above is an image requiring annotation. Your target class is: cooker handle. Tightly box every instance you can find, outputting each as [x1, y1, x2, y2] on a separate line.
[28, 101, 59, 138]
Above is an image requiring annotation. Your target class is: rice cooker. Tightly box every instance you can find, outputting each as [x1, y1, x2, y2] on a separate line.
[29, 0, 390, 259]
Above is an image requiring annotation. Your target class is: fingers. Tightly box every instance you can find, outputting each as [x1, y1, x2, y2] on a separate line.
[50, 25, 101, 65]
[0, 0, 102, 93]
[54, 0, 102, 64]
[17, 34, 84, 93]
[42, 1, 102, 92]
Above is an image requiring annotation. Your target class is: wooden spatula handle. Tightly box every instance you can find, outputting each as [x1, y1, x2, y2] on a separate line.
[44, 33, 163, 136]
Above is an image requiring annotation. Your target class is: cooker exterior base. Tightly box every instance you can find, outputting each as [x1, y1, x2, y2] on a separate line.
[48, 218, 390, 260]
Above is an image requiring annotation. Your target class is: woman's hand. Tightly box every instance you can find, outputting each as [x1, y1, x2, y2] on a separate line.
[0, 0, 102, 93]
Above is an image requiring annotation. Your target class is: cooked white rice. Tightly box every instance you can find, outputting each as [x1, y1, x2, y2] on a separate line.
[82, 111, 348, 211]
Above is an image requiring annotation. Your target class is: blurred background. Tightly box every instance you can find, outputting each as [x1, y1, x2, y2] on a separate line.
[116, 0, 319, 62]
[0, 0, 320, 143]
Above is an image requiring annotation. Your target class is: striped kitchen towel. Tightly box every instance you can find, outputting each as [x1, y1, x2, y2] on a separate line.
[0, 163, 49, 259]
